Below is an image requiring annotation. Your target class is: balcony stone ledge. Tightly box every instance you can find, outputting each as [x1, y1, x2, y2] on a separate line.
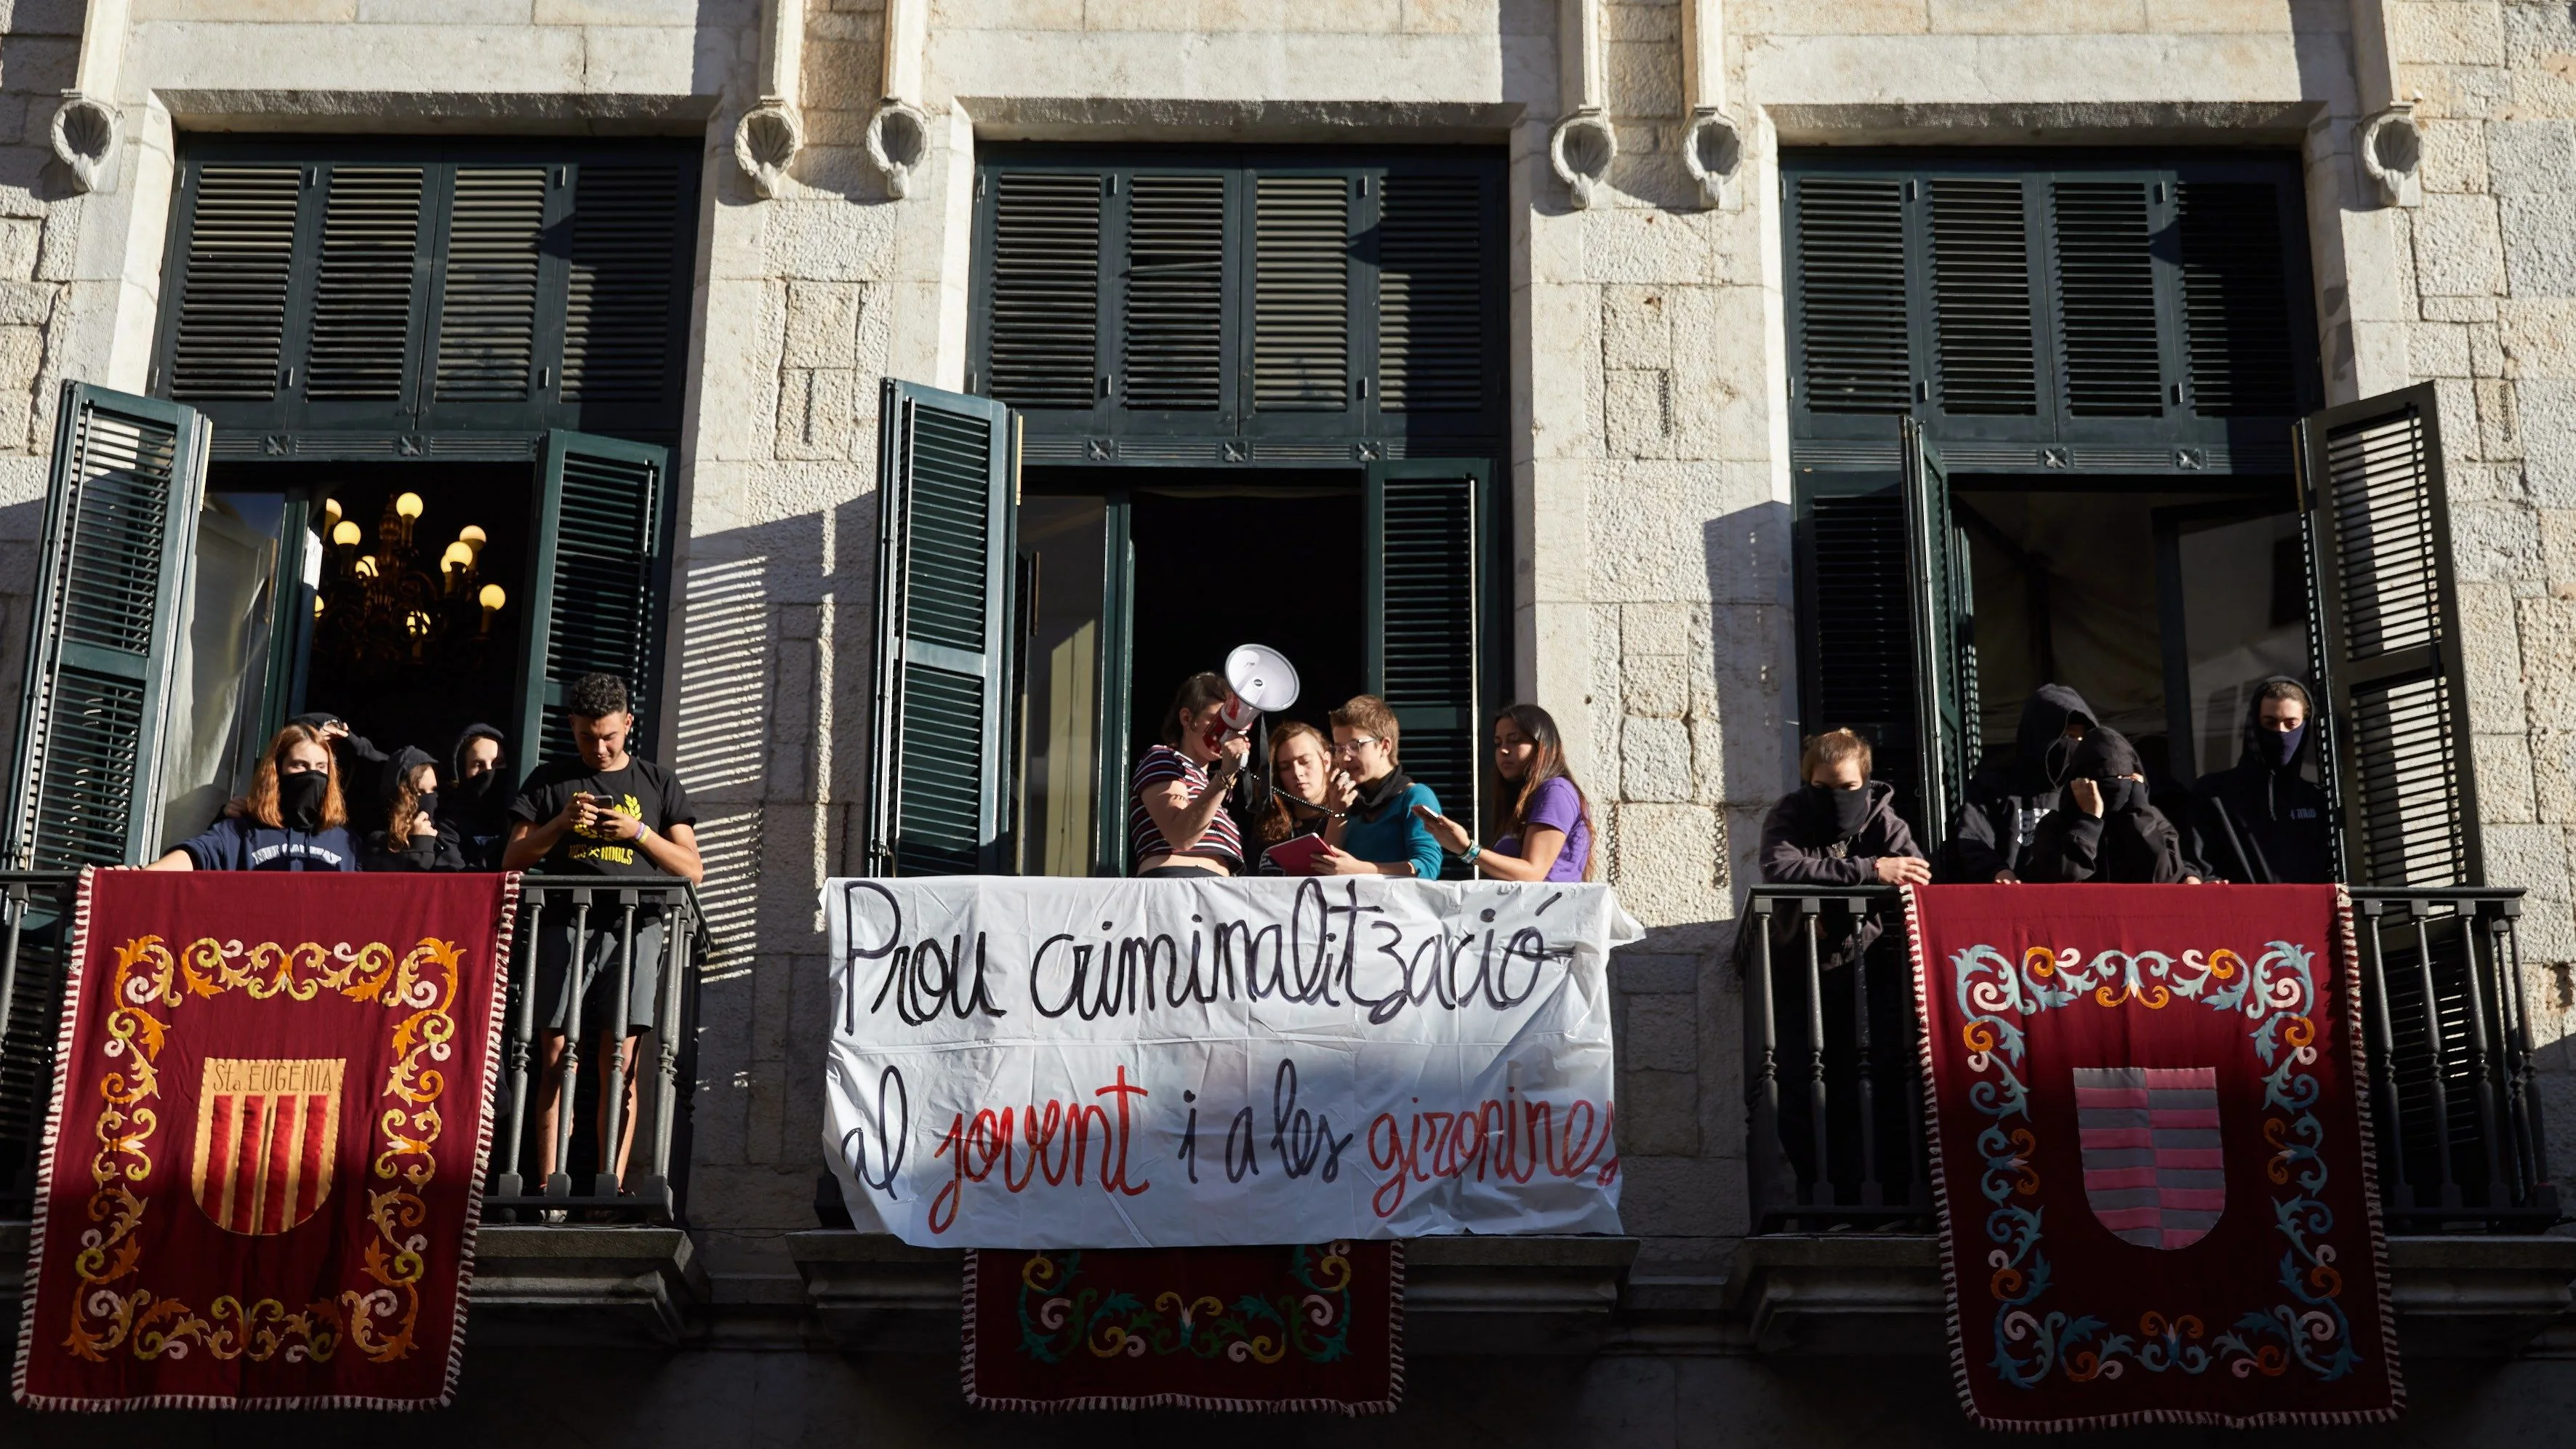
[785, 1229, 1640, 1355]
[0, 1219, 707, 1344]
[453, 1223, 707, 1345]
[1722, 1232, 2576, 1357]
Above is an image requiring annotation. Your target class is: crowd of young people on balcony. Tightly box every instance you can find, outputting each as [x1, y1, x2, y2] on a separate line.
[1128, 675, 1596, 883]
[1760, 675, 2329, 896]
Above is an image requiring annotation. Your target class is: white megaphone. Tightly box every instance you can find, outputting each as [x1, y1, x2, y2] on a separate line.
[1223, 643, 1300, 728]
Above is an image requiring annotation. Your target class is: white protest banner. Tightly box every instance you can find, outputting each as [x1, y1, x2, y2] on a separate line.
[820, 875, 1640, 1248]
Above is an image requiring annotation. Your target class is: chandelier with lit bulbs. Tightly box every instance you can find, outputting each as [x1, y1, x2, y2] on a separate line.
[311, 489, 510, 675]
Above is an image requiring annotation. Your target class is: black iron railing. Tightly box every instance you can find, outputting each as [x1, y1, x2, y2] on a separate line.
[1740, 884, 2560, 1235]
[0, 872, 699, 1225]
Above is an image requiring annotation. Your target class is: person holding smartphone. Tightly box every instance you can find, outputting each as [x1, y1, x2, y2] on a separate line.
[505, 673, 703, 1192]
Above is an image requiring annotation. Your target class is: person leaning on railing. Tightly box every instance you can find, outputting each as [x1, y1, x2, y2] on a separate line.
[146, 723, 359, 872]
[1746, 728, 1927, 970]
[1414, 704, 1596, 881]
[502, 672, 703, 1190]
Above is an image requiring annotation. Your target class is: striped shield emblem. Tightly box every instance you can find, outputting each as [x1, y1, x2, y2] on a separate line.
[188, 1058, 347, 1236]
[2071, 1065, 2223, 1250]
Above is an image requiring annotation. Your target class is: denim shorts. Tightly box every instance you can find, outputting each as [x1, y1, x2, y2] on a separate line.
[535, 915, 667, 1037]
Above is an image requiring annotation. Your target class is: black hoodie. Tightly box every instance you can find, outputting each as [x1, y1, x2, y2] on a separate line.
[1751, 779, 1925, 971]
[2188, 678, 2332, 884]
[364, 746, 466, 872]
[446, 723, 513, 870]
[2020, 728, 2191, 884]
[1940, 684, 2095, 883]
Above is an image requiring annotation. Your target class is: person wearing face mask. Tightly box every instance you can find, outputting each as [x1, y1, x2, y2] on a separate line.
[2019, 726, 2192, 884]
[1744, 728, 1925, 1209]
[148, 723, 358, 872]
[363, 747, 466, 872]
[1940, 684, 2095, 883]
[2189, 678, 2331, 884]
[445, 723, 513, 870]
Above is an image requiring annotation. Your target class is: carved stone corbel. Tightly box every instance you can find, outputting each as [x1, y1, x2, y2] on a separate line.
[1679, 0, 1741, 210]
[731, 0, 804, 200]
[49, 0, 129, 195]
[1552, 0, 1613, 209]
[2348, 0, 2421, 209]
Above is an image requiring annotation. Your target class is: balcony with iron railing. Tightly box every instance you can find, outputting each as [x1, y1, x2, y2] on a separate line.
[1724, 885, 2576, 1356]
[0, 873, 709, 1341]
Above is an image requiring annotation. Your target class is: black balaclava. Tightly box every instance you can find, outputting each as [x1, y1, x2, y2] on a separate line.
[2239, 678, 2315, 776]
[279, 770, 329, 832]
[449, 724, 510, 823]
[1807, 782, 1873, 838]
[2012, 684, 2098, 795]
[2068, 728, 2146, 814]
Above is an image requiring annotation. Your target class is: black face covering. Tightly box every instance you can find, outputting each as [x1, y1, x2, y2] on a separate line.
[2258, 725, 2303, 770]
[1808, 782, 1872, 837]
[2099, 777, 2147, 814]
[414, 790, 440, 822]
[453, 771, 497, 802]
[279, 770, 329, 832]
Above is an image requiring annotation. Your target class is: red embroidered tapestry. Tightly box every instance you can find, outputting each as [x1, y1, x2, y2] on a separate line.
[965, 1243, 1402, 1413]
[16, 868, 516, 1410]
[1906, 884, 2397, 1430]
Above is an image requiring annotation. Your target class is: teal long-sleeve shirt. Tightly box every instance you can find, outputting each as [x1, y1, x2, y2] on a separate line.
[1338, 777, 1445, 880]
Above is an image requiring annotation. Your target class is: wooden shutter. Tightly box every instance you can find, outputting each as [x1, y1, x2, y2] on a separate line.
[1791, 176, 1912, 415]
[1122, 174, 1224, 411]
[1367, 461, 1484, 863]
[866, 380, 1019, 876]
[1253, 175, 1350, 411]
[165, 164, 301, 402]
[1927, 178, 2037, 416]
[987, 174, 1102, 410]
[1902, 418, 1975, 851]
[1795, 478, 1930, 843]
[514, 431, 674, 768]
[433, 165, 548, 401]
[2297, 384, 2480, 886]
[1376, 174, 1485, 412]
[562, 161, 689, 405]
[2177, 180, 2298, 418]
[2050, 180, 2164, 418]
[6, 384, 210, 868]
[304, 164, 425, 401]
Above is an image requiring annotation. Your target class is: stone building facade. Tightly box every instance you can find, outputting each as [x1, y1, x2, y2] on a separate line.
[0, 0, 2571, 1442]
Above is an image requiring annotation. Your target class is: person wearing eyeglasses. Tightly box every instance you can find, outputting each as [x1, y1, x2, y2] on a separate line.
[1311, 694, 1445, 880]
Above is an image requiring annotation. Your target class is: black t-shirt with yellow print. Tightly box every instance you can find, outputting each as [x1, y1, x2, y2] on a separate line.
[508, 756, 697, 876]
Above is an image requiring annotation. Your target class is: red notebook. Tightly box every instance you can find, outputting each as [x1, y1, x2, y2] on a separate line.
[1261, 832, 1332, 875]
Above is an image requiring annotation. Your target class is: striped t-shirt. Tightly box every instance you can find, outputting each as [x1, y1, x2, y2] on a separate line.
[1128, 744, 1243, 870]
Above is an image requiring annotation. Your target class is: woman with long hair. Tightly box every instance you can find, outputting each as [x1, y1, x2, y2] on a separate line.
[149, 722, 358, 871]
[364, 747, 468, 871]
[1413, 703, 1596, 882]
[1249, 720, 1351, 873]
[1129, 672, 1251, 877]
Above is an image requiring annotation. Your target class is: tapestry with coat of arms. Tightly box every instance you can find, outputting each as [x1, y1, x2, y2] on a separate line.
[15, 869, 516, 1410]
[1904, 884, 2398, 1430]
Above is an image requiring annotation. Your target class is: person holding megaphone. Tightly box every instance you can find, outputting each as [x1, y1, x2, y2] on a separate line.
[1129, 672, 1253, 878]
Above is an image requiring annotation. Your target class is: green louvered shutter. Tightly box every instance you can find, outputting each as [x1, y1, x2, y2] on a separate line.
[1901, 417, 1976, 852]
[866, 380, 1019, 876]
[6, 383, 210, 867]
[1366, 460, 1485, 872]
[514, 430, 674, 768]
[2297, 384, 2480, 887]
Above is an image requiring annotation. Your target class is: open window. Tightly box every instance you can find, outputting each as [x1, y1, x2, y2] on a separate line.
[2297, 384, 2479, 887]
[7, 384, 212, 868]
[864, 380, 1020, 876]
